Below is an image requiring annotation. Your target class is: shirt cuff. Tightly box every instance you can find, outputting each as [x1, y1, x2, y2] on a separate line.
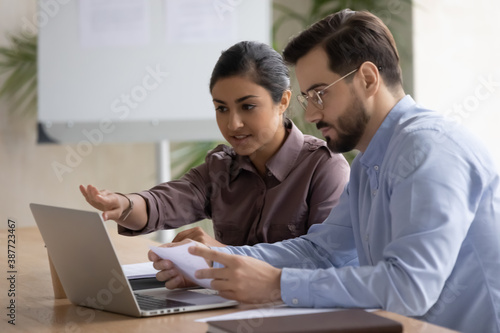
[117, 192, 155, 236]
[280, 267, 313, 307]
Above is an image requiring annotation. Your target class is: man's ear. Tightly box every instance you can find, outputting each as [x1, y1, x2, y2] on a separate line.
[357, 61, 380, 97]
[279, 89, 292, 115]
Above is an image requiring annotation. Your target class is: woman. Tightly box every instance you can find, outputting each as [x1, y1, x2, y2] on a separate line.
[80, 41, 349, 247]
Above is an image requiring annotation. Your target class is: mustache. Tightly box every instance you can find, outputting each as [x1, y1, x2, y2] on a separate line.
[317, 121, 339, 133]
[317, 120, 347, 136]
[316, 121, 331, 130]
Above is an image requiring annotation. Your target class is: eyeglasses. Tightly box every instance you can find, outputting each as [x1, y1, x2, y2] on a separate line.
[297, 68, 358, 111]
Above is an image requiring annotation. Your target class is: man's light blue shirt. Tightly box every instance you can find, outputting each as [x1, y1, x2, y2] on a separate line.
[215, 95, 500, 333]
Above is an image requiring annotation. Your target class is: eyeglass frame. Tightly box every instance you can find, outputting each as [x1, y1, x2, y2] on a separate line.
[297, 68, 359, 111]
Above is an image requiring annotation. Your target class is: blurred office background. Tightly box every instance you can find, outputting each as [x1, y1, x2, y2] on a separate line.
[1, 0, 499, 230]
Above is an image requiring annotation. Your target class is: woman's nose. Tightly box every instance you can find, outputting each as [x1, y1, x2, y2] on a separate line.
[228, 112, 244, 130]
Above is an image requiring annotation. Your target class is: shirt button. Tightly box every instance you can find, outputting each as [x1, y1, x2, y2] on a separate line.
[288, 224, 296, 232]
[374, 165, 379, 171]
[267, 171, 273, 177]
[365, 234, 369, 241]
[292, 298, 299, 305]
[372, 190, 377, 196]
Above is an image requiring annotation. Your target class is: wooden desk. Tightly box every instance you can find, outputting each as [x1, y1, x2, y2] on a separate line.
[0, 226, 458, 332]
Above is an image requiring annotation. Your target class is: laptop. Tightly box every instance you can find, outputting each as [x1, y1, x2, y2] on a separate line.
[30, 203, 238, 317]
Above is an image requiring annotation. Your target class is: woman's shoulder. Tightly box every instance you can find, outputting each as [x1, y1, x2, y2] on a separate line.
[303, 134, 328, 149]
[287, 120, 330, 154]
[301, 134, 333, 157]
[298, 134, 348, 167]
[205, 144, 237, 163]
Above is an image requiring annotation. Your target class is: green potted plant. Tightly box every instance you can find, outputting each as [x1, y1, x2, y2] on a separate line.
[0, 33, 37, 116]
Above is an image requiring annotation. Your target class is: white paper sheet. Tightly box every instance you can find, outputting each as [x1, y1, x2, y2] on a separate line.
[121, 262, 158, 279]
[79, 0, 151, 47]
[164, 0, 238, 44]
[149, 241, 213, 289]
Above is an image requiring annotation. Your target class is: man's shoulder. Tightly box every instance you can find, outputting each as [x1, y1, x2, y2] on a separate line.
[390, 108, 460, 147]
[389, 110, 495, 174]
[395, 110, 478, 147]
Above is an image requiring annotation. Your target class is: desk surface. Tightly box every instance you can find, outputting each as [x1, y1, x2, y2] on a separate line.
[0, 226, 458, 333]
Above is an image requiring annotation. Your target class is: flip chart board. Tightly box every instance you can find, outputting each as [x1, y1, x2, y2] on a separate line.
[37, 0, 271, 143]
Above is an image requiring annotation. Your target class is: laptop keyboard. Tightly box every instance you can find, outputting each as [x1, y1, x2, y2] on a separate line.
[189, 288, 219, 295]
[135, 293, 193, 311]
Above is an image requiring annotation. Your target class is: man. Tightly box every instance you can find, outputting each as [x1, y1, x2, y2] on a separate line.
[149, 10, 500, 333]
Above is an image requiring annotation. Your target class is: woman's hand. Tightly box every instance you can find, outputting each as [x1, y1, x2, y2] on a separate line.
[80, 184, 149, 230]
[79, 184, 128, 221]
[172, 226, 226, 247]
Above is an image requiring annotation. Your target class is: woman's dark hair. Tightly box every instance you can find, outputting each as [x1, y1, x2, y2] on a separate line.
[283, 9, 402, 90]
[210, 41, 290, 104]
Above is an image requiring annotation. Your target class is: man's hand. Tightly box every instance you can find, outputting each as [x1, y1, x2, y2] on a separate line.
[148, 239, 211, 289]
[172, 226, 226, 247]
[189, 246, 282, 304]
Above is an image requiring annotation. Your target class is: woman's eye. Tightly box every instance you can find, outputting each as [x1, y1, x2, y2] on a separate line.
[242, 104, 256, 111]
[215, 105, 228, 113]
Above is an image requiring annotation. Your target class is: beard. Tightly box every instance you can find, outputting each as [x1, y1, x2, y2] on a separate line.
[317, 92, 370, 153]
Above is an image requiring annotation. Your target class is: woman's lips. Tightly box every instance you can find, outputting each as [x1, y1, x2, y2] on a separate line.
[230, 134, 251, 146]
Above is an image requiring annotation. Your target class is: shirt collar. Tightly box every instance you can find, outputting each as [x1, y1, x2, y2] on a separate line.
[266, 120, 304, 182]
[232, 120, 304, 182]
[359, 95, 417, 171]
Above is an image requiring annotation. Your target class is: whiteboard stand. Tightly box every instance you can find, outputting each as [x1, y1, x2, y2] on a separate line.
[155, 139, 176, 244]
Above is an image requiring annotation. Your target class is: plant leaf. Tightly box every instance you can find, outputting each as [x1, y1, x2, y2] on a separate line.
[0, 33, 37, 116]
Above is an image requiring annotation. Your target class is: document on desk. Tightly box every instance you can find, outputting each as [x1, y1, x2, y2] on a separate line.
[122, 262, 158, 279]
[197, 303, 378, 323]
[196, 304, 344, 322]
[149, 241, 213, 289]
